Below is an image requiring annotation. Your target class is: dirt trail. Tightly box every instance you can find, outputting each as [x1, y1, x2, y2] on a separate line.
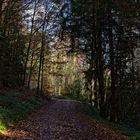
[0, 99, 128, 140]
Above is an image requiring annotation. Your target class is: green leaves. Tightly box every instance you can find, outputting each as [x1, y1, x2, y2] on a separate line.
[0, 92, 47, 132]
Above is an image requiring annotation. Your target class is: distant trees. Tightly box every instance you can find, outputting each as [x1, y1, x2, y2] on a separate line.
[43, 36, 86, 97]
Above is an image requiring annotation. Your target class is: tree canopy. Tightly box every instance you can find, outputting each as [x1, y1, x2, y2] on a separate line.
[0, 0, 140, 133]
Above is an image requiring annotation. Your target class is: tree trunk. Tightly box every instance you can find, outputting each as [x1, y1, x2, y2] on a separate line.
[27, 49, 35, 88]
[23, 0, 37, 86]
[36, 12, 46, 96]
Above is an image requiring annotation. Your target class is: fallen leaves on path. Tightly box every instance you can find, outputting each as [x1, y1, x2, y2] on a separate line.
[0, 99, 128, 140]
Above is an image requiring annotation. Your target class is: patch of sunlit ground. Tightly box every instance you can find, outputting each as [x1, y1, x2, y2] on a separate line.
[0, 122, 6, 133]
[0, 129, 32, 139]
[0, 122, 31, 139]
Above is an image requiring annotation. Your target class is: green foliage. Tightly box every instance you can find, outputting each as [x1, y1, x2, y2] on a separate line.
[65, 91, 89, 103]
[0, 92, 47, 132]
[64, 78, 90, 105]
[83, 103, 140, 140]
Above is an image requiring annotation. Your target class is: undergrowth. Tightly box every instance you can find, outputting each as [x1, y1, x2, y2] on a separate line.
[65, 94, 140, 140]
[0, 89, 47, 132]
[83, 103, 140, 140]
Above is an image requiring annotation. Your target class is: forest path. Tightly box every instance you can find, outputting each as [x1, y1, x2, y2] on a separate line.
[0, 99, 128, 140]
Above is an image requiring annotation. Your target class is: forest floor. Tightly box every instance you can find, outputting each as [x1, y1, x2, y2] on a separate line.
[0, 99, 128, 140]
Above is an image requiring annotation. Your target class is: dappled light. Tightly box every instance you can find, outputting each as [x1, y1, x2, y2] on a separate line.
[0, 130, 31, 140]
[0, 0, 140, 139]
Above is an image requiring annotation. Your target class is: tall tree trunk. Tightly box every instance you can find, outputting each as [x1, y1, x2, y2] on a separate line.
[98, 16, 105, 118]
[23, 0, 37, 86]
[108, 3, 117, 121]
[27, 49, 35, 88]
[36, 35, 44, 96]
[36, 12, 46, 96]
[40, 46, 45, 95]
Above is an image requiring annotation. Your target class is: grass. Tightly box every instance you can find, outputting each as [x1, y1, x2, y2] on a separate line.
[0, 89, 48, 133]
[83, 103, 140, 140]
